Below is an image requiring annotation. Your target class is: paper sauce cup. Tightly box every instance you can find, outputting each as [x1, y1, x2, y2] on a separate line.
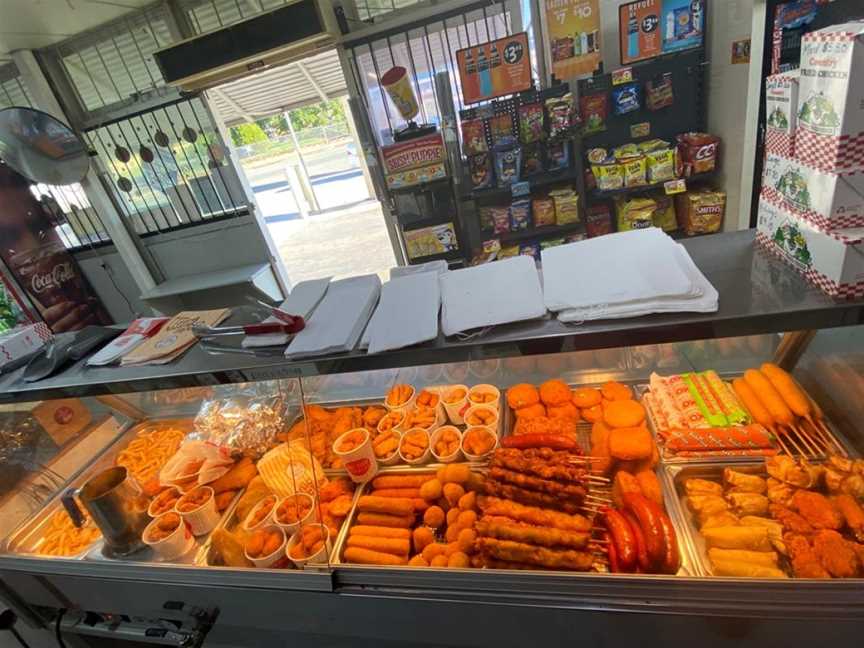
[175, 486, 220, 536]
[441, 384, 469, 425]
[385, 384, 416, 413]
[461, 426, 499, 461]
[430, 426, 463, 463]
[398, 428, 432, 465]
[286, 523, 332, 569]
[273, 493, 316, 535]
[463, 404, 499, 432]
[334, 428, 378, 483]
[468, 384, 501, 410]
[143, 513, 194, 561]
[244, 525, 287, 569]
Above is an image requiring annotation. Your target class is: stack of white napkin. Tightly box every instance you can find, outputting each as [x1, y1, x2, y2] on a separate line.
[542, 228, 718, 322]
[285, 274, 381, 358]
[440, 255, 546, 336]
[364, 272, 441, 354]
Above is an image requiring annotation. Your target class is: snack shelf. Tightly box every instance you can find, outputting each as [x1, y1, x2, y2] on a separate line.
[495, 221, 586, 245]
[463, 166, 581, 203]
[590, 170, 717, 199]
[1, 231, 863, 403]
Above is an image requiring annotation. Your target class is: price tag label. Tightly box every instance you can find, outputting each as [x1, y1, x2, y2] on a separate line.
[630, 122, 651, 138]
[511, 181, 531, 198]
[612, 67, 634, 85]
[664, 179, 687, 195]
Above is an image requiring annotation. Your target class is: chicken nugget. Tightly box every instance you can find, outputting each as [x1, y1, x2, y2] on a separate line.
[608, 426, 653, 461]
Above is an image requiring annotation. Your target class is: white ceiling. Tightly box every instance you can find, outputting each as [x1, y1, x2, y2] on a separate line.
[0, 0, 152, 61]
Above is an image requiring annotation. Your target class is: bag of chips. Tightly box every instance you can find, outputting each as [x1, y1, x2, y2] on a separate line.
[550, 189, 580, 224]
[509, 199, 532, 231]
[580, 94, 608, 134]
[461, 118, 488, 155]
[532, 197, 556, 227]
[614, 196, 656, 231]
[612, 83, 641, 115]
[469, 153, 493, 189]
[646, 73, 674, 111]
[518, 103, 545, 144]
[675, 190, 726, 235]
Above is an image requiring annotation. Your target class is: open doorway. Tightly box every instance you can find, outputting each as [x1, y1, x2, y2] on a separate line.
[205, 50, 397, 285]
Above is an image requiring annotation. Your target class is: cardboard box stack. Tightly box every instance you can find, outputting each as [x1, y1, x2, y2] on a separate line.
[757, 22, 864, 299]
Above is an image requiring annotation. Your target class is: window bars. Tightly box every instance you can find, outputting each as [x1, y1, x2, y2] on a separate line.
[345, 0, 514, 146]
[183, 0, 293, 34]
[83, 96, 247, 236]
[0, 63, 32, 109]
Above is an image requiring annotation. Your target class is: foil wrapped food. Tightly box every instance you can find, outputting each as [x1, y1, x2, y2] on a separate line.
[191, 396, 288, 458]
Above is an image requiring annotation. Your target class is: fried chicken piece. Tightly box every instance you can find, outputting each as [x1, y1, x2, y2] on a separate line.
[766, 478, 795, 506]
[483, 480, 583, 513]
[476, 515, 590, 549]
[785, 533, 829, 579]
[488, 467, 587, 500]
[769, 503, 813, 535]
[476, 537, 594, 570]
[492, 449, 588, 483]
[477, 496, 591, 532]
[766, 456, 822, 488]
[791, 490, 843, 530]
[812, 530, 861, 578]
[832, 494, 864, 542]
[841, 474, 864, 500]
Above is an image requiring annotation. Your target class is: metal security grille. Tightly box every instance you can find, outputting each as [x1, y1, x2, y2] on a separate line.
[345, 0, 515, 145]
[83, 96, 248, 236]
[183, 0, 293, 33]
[354, 0, 426, 22]
[0, 63, 32, 109]
[56, 5, 174, 114]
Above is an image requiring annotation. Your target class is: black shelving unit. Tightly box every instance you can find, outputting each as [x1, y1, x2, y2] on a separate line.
[464, 166, 581, 203]
[591, 170, 717, 199]
[497, 221, 585, 244]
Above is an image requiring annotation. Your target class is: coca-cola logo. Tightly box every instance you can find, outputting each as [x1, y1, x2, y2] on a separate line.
[31, 263, 74, 294]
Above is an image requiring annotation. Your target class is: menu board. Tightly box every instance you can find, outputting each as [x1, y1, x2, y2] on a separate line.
[620, 0, 706, 65]
[456, 33, 532, 105]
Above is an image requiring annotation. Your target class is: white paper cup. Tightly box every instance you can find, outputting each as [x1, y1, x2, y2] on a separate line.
[470, 358, 501, 379]
[373, 430, 402, 466]
[175, 486, 220, 536]
[430, 426, 463, 463]
[385, 384, 416, 413]
[244, 525, 287, 568]
[333, 428, 378, 483]
[463, 404, 499, 432]
[242, 495, 277, 532]
[441, 384, 470, 425]
[143, 513, 194, 561]
[461, 426, 499, 461]
[376, 410, 406, 436]
[147, 487, 181, 518]
[286, 523, 332, 569]
[468, 384, 501, 410]
[273, 493, 316, 534]
[398, 428, 432, 465]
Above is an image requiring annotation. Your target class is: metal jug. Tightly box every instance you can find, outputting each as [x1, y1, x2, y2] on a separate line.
[62, 466, 149, 557]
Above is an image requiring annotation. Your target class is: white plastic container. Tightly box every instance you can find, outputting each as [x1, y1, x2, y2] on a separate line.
[175, 486, 220, 536]
[242, 495, 277, 532]
[286, 523, 332, 569]
[273, 493, 316, 534]
[461, 426, 499, 461]
[384, 384, 416, 413]
[467, 384, 501, 410]
[430, 426, 463, 463]
[463, 404, 499, 432]
[143, 513, 195, 561]
[244, 525, 286, 568]
[441, 384, 469, 425]
[333, 428, 378, 483]
[398, 428, 432, 465]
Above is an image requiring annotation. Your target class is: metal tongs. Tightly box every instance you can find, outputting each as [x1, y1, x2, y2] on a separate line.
[192, 302, 306, 338]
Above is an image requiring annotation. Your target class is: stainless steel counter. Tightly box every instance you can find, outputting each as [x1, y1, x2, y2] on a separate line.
[1, 230, 862, 402]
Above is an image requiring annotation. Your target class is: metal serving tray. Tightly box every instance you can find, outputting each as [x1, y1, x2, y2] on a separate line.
[662, 461, 770, 578]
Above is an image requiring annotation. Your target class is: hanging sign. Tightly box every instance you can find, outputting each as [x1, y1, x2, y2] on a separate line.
[380, 133, 447, 189]
[456, 33, 532, 105]
[544, 0, 601, 80]
[620, 0, 706, 65]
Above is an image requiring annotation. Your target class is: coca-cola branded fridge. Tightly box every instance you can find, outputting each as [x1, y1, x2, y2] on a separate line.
[0, 163, 111, 332]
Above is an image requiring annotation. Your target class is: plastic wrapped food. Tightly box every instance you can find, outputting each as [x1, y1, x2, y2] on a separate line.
[489, 113, 514, 144]
[469, 152, 494, 189]
[612, 83, 641, 115]
[592, 163, 624, 191]
[651, 195, 677, 232]
[546, 94, 575, 138]
[614, 196, 655, 231]
[586, 204, 613, 238]
[622, 157, 648, 187]
[546, 141, 570, 171]
[580, 94, 608, 134]
[550, 189, 580, 224]
[192, 395, 288, 458]
[646, 149, 677, 183]
[509, 199, 532, 231]
[675, 190, 726, 235]
[646, 73, 674, 111]
[518, 103, 545, 144]
[461, 118, 488, 155]
[532, 197, 556, 227]
[491, 206, 511, 234]
[494, 137, 522, 187]
[677, 133, 721, 176]
[521, 144, 544, 176]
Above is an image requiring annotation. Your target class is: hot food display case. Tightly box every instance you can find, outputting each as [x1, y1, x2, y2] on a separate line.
[0, 232, 863, 647]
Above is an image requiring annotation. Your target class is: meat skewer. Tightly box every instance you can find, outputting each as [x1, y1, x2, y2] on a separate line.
[785, 423, 819, 457]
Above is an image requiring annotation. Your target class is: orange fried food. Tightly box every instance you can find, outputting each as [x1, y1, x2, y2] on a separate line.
[547, 402, 580, 421]
[416, 390, 440, 408]
[176, 487, 211, 513]
[318, 478, 352, 503]
[434, 428, 461, 457]
[636, 470, 663, 507]
[399, 430, 430, 460]
[377, 411, 404, 433]
[150, 488, 180, 516]
[601, 381, 633, 401]
[463, 428, 496, 456]
[469, 389, 498, 405]
[581, 404, 603, 423]
[603, 400, 646, 428]
[147, 513, 181, 542]
[387, 384, 414, 407]
[786, 533, 830, 578]
[404, 407, 438, 430]
[515, 403, 546, 420]
[572, 387, 602, 409]
[791, 490, 843, 530]
[466, 407, 497, 426]
[444, 387, 467, 404]
[812, 530, 861, 578]
[245, 528, 284, 559]
[372, 429, 399, 459]
[539, 379, 571, 406]
[608, 426, 653, 461]
[507, 383, 540, 410]
[513, 416, 577, 437]
[276, 494, 313, 525]
[362, 407, 387, 428]
[337, 429, 367, 453]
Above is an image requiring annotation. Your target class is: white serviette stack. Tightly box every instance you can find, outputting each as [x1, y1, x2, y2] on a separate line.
[285, 274, 381, 358]
[542, 228, 718, 322]
[365, 272, 441, 354]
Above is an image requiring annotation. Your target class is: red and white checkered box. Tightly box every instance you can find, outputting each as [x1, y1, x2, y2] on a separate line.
[761, 153, 864, 229]
[0, 322, 52, 371]
[765, 129, 796, 158]
[756, 196, 864, 300]
[795, 128, 864, 173]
